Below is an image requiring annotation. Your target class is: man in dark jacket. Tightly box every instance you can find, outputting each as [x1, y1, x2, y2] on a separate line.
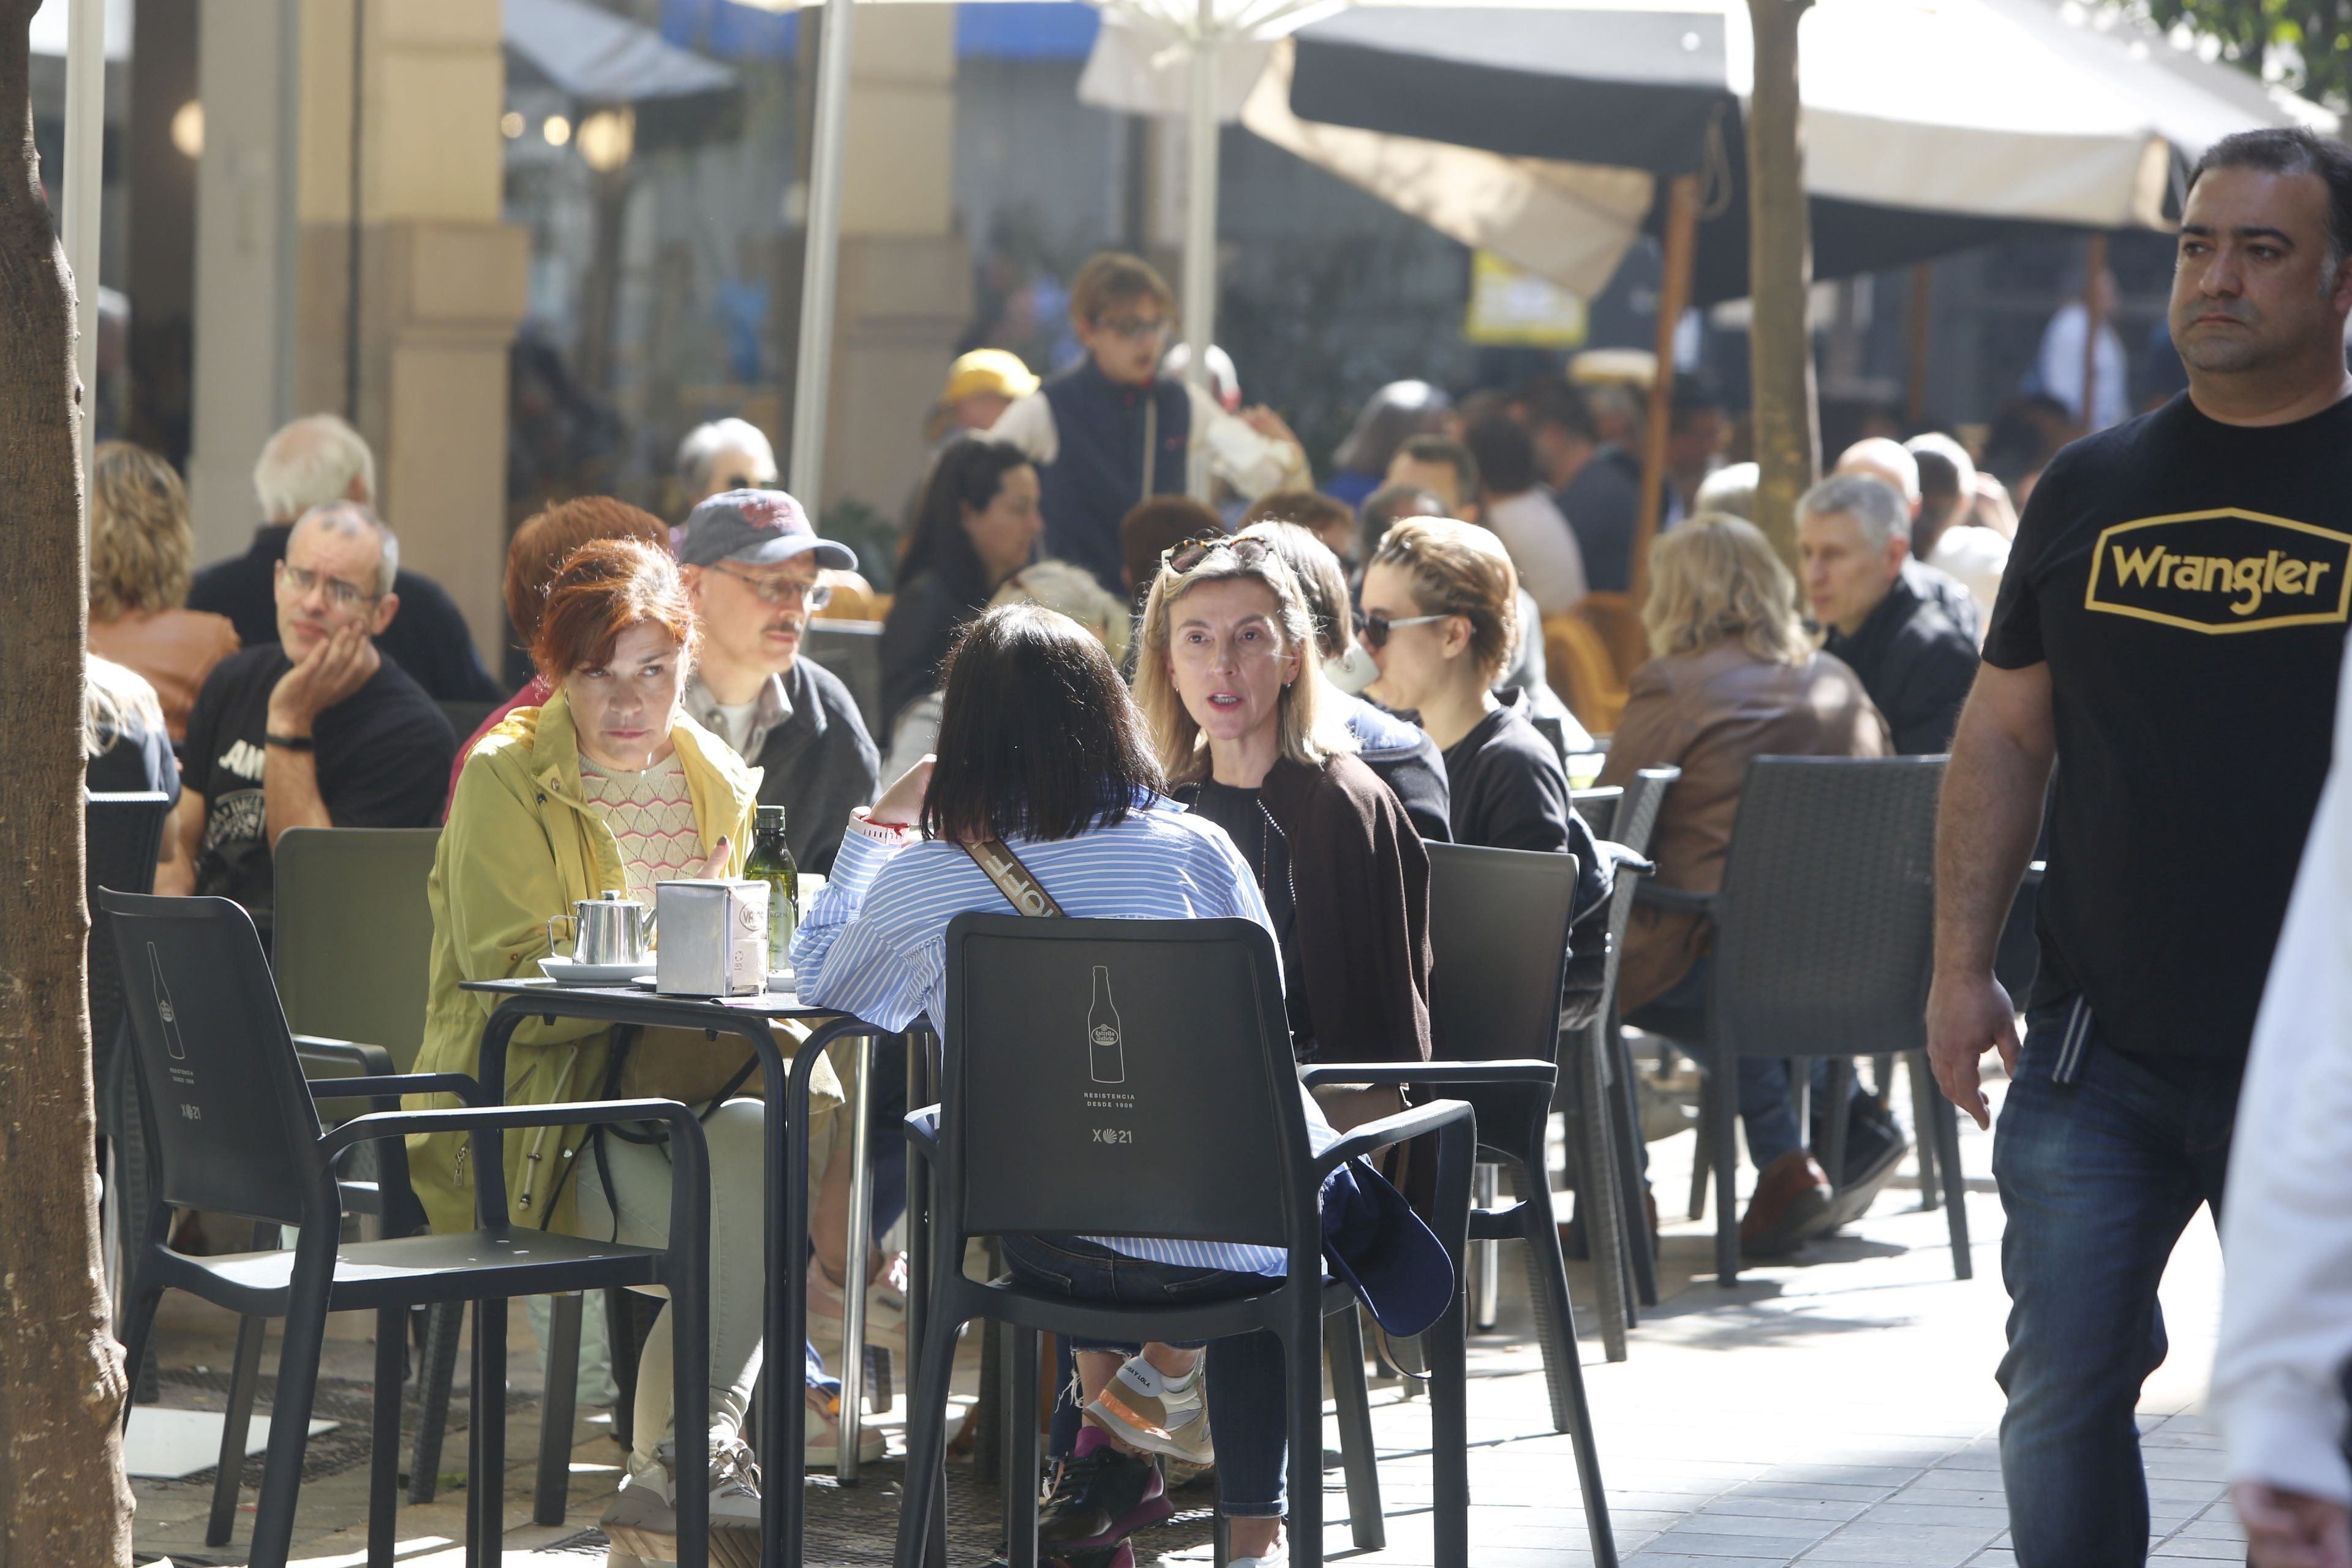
[677, 489, 880, 874]
[1798, 473, 1980, 755]
[188, 414, 503, 704]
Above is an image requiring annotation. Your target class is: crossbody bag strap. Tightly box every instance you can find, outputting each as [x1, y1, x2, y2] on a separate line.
[963, 839, 1068, 919]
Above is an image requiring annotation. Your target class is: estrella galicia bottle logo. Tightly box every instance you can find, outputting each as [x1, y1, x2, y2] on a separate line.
[1086, 965, 1126, 1085]
[2085, 510, 2352, 633]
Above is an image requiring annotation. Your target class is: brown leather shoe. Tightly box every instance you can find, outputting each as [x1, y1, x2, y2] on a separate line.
[1740, 1149, 1832, 1257]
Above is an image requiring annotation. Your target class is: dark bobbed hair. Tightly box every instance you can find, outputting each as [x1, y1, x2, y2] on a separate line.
[924, 603, 1166, 843]
[533, 538, 700, 682]
[2190, 126, 2352, 266]
[1462, 413, 1537, 496]
[901, 437, 1034, 602]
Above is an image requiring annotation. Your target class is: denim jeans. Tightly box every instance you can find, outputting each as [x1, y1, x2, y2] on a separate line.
[1992, 999, 2239, 1567]
[1001, 1233, 1289, 1518]
[1645, 954, 1863, 1171]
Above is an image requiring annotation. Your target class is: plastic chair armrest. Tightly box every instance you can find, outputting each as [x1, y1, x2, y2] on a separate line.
[1312, 1097, 1476, 1179]
[315, 1096, 696, 1162]
[1300, 1060, 1555, 1089]
[293, 1036, 398, 1075]
[307, 1072, 483, 1106]
[1635, 881, 1717, 916]
[903, 1106, 941, 1161]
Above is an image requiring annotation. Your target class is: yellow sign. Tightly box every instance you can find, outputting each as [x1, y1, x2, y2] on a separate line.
[2084, 509, 2352, 634]
[1464, 252, 1589, 349]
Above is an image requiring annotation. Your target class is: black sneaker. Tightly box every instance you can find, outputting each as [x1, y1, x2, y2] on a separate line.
[1817, 1097, 1909, 1232]
[1036, 1446, 1171, 1552]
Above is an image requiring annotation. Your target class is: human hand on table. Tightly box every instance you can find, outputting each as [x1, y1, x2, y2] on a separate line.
[1926, 968, 2019, 1131]
[2237, 1482, 2352, 1568]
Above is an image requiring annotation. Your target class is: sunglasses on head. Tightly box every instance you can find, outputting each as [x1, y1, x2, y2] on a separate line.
[1161, 535, 1271, 575]
[1354, 608, 1449, 649]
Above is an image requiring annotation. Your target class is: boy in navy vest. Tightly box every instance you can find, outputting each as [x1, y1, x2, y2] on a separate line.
[987, 254, 1310, 594]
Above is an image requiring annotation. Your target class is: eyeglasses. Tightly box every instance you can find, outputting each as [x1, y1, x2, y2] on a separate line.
[1354, 609, 1449, 649]
[1161, 536, 1270, 575]
[1095, 315, 1170, 344]
[278, 563, 380, 609]
[709, 563, 833, 610]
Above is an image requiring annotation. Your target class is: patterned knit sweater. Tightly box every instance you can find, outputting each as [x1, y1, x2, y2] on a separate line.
[578, 753, 702, 901]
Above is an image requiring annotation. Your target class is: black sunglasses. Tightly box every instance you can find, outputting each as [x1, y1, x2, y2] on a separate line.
[1162, 535, 1271, 575]
[1354, 608, 1449, 649]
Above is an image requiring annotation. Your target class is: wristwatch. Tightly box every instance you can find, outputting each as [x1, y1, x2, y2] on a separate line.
[264, 732, 315, 752]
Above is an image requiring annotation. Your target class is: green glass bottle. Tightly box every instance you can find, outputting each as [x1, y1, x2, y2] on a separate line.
[744, 804, 799, 972]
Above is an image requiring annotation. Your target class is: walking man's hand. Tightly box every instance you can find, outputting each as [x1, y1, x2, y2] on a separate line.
[1926, 969, 2019, 1131]
[2237, 1481, 2352, 1568]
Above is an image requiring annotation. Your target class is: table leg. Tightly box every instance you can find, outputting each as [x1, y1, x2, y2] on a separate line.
[838, 1034, 876, 1483]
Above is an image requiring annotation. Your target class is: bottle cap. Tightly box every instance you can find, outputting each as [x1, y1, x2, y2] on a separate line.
[757, 804, 787, 826]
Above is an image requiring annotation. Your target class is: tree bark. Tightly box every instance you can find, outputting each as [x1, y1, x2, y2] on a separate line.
[1744, 0, 1819, 573]
[0, 2, 135, 1562]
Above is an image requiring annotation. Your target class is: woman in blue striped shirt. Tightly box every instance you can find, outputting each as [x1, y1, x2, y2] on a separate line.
[794, 603, 1367, 1568]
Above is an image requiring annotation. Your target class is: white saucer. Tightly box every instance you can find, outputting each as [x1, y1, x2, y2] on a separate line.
[539, 957, 654, 986]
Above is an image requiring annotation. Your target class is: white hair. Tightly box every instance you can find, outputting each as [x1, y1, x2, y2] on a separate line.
[290, 501, 400, 598]
[1693, 461, 1759, 522]
[254, 414, 375, 522]
[1798, 472, 1910, 552]
[676, 418, 778, 496]
[1836, 437, 1921, 506]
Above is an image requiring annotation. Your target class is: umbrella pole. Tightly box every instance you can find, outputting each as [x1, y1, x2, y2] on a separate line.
[1905, 262, 1934, 427]
[1629, 173, 1700, 610]
[1182, 0, 1218, 500]
[62, 0, 103, 502]
[790, 0, 858, 505]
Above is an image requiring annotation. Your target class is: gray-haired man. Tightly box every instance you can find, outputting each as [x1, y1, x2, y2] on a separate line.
[1798, 472, 1981, 755]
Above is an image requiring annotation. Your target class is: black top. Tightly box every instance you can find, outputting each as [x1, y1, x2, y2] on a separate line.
[181, 643, 457, 935]
[745, 657, 883, 877]
[1823, 570, 1980, 755]
[1036, 358, 1192, 593]
[1338, 692, 1452, 843]
[879, 568, 982, 734]
[1441, 688, 1574, 853]
[1191, 779, 1313, 1049]
[1983, 391, 2352, 1066]
[1559, 447, 1643, 595]
[188, 524, 504, 704]
[87, 714, 181, 801]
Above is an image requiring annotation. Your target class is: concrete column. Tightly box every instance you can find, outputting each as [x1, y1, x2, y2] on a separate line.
[815, 7, 971, 515]
[289, 0, 525, 659]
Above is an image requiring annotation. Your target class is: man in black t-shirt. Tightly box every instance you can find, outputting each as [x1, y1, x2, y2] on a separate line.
[167, 502, 455, 940]
[1927, 129, 2352, 1567]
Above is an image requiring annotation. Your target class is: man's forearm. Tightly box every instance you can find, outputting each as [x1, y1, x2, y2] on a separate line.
[1934, 691, 2052, 974]
[263, 746, 333, 847]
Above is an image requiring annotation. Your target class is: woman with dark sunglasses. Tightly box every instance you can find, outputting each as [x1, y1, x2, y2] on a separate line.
[1360, 516, 1577, 854]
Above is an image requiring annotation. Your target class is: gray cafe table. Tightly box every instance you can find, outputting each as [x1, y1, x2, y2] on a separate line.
[460, 976, 943, 1568]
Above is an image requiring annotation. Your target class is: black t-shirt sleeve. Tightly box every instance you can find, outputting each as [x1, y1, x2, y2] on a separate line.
[180, 660, 230, 801]
[1983, 458, 2071, 669]
[1887, 631, 1981, 755]
[1475, 737, 1574, 854]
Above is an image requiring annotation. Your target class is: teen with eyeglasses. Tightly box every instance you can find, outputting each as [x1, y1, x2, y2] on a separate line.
[985, 252, 1311, 596]
[676, 489, 880, 877]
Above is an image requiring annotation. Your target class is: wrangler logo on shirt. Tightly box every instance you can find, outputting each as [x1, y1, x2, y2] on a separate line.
[2084, 509, 2352, 633]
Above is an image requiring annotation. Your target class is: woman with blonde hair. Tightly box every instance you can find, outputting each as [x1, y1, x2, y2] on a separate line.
[88, 442, 239, 739]
[1599, 513, 1891, 1255]
[1134, 533, 1433, 1072]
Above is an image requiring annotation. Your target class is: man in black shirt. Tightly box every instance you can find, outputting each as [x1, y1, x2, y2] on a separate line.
[187, 414, 502, 704]
[1519, 376, 1642, 595]
[1798, 472, 1979, 755]
[1928, 128, 2352, 1567]
[167, 503, 456, 941]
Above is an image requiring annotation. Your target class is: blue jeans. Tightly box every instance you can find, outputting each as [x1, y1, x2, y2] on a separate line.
[1001, 1233, 1289, 1518]
[1992, 1000, 2238, 1567]
[1645, 955, 1862, 1170]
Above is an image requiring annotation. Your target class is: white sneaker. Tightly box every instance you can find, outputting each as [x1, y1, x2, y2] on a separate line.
[1085, 1354, 1213, 1466]
[1228, 1541, 1289, 1568]
[600, 1438, 763, 1568]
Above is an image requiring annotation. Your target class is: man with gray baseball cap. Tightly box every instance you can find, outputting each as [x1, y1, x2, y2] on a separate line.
[678, 489, 879, 874]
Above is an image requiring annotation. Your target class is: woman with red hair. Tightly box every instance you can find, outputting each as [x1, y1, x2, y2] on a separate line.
[407, 539, 862, 1565]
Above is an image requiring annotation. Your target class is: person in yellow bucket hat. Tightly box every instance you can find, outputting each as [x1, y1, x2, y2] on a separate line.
[930, 349, 1040, 443]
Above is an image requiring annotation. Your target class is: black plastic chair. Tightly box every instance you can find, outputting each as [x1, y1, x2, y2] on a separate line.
[892, 914, 1479, 1568]
[1628, 757, 1969, 1287]
[104, 891, 715, 1568]
[88, 790, 175, 1401]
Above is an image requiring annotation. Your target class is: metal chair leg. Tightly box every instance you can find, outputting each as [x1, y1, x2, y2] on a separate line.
[469, 1297, 508, 1568]
[1574, 1025, 1632, 1357]
[1607, 1020, 1660, 1308]
[1428, 1289, 1475, 1568]
[1471, 1163, 1501, 1330]
[1930, 1060, 1973, 1280]
[247, 1275, 333, 1568]
[370, 1306, 404, 1568]
[1820, 1057, 1852, 1207]
[1909, 1050, 1942, 1210]
[1286, 1303, 1327, 1568]
[209, 1312, 269, 1546]
[1687, 1071, 1712, 1222]
[409, 1300, 462, 1504]
[534, 1292, 582, 1526]
[1007, 1328, 1042, 1568]
[1325, 1305, 1385, 1551]
[1513, 1157, 1596, 1422]
[1710, 1049, 1741, 1287]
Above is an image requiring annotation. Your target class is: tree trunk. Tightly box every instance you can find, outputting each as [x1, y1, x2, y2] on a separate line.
[0, 2, 135, 1562]
[1744, 0, 1819, 572]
